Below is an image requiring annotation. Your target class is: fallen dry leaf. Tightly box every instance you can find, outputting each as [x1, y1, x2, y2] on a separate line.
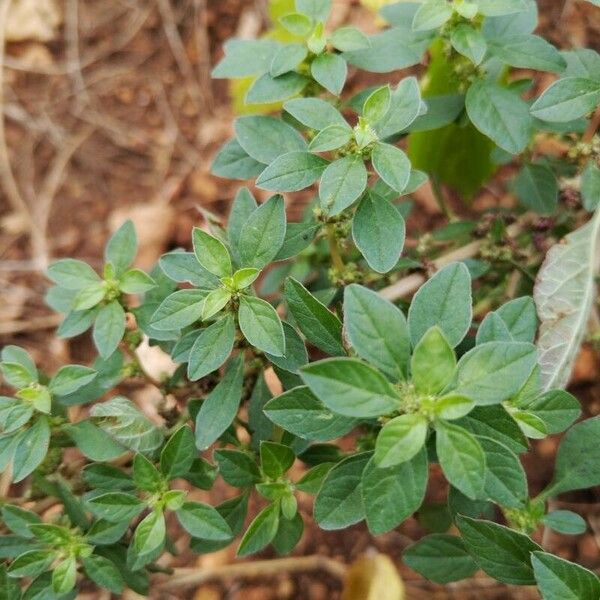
[342, 553, 405, 600]
[6, 0, 62, 43]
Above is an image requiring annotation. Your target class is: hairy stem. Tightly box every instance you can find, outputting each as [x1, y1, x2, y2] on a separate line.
[326, 224, 345, 272]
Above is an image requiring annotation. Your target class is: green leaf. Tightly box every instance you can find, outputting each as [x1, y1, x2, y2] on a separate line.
[7, 550, 55, 579]
[362, 86, 391, 123]
[129, 509, 165, 569]
[246, 72, 309, 104]
[270, 43, 308, 77]
[239, 194, 287, 269]
[375, 76, 423, 138]
[352, 192, 406, 274]
[192, 228, 232, 278]
[411, 326, 456, 395]
[296, 0, 331, 21]
[1, 363, 36, 389]
[52, 556, 76, 594]
[362, 449, 427, 535]
[12, 417, 51, 483]
[279, 13, 313, 37]
[211, 38, 279, 78]
[72, 283, 105, 311]
[187, 315, 236, 381]
[532, 551, 600, 600]
[314, 453, 371, 530]
[457, 516, 541, 584]
[93, 301, 125, 359]
[49, 365, 97, 397]
[214, 449, 262, 487]
[201, 288, 231, 321]
[408, 262, 472, 348]
[479, 436, 528, 508]
[466, 80, 532, 154]
[82, 555, 124, 595]
[450, 25, 487, 65]
[228, 188, 258, 261]
[513, 163, 558, 215]
[283, 98, 347, 130]
[47, 258, 101, 290]
[237, 503, 280, 556]
[65, 420, 127, 461]
[160, 425, 196, 479]
[256, 152, 328, 192]
[272, 512, 303, 555]
[308, 124, 352, 153]
[477, 0, 528, 16]
[301, 358, 399, 418]
[376, 414, 428, 469]
[531, 77, 600, 122]
[119, 269, 155, 294]
[330, 27, 370, 52]
[87, 492, 145, 523]
[132, 454, 163, 492]
[456, 342, 538, 405]
[544, 416, 600, 497]
[259, 441, 295, 479]
[274, 221, 320, 261]
[238, 295, 285, 356]
[372, 142, 411, 193]
[581, 161, 600, 211]
[264, 322, 308, 374]
[487, 34, 566, 72]
[234, 116, 306, 165]
[90, 396, 163, 454]
[1, 346, 37, 384]
[1, 505, 41, 538]
[211, 139, 265, 180]
[343, 284, 410, 380]
[495, 296, 537, 342]
[518, 389, 581, 434]
[542, 511, 587, 535]
[0, 397, 32, 433]
[264, 386, 357, 441]
[412, 0, 453, 31]
[436, 421, 485, 499]
[195, 357, 243, 450]
[403, 534, 478, 583]
[105, 220, 137, 276]
[177, 502, 232, 540]
[318, 155, 367, 216]
[310, 53, 347, 96]
[150, 289, 208, 331]
[284, 278, 344, 356]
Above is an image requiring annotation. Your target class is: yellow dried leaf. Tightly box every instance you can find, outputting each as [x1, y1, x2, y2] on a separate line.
[342, 553, 405, 600]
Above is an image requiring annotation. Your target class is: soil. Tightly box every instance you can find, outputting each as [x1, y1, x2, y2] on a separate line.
[1, 1, 599, 598]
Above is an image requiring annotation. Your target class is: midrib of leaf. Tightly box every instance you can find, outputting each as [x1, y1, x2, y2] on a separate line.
[534, 206, 600, 390]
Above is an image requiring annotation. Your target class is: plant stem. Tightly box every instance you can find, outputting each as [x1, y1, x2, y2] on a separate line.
[583, 107, 600, 143]
[326, 224, 345, 272]
[430, 175, 456, 221]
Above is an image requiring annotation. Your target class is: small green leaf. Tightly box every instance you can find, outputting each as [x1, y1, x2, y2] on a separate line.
[284, 98, 347, 130]
[176, 502, 232, 540]
[12, 416, 51, 483]
[93, 301, 126, 359]
[202, 288, 231, 321]
[214, 449, 262, 487]
[87, 492, 145, 523]
[7, 550, 55, 579]
[412, 0, 453, 31]
[82, 555, 124, 595]
[192, 228, 232, 278]
[237, 503, 280, 557]
[513, 163, 558, 215]
[238, 295, 285, 356]
[47, 258, 101, 290]
[310, 53, 347, 96]
[375, 413, 428, 468]
[372, 142, 411, 193]
[531, 77, 600, 122]
[451, 25, 487, 65]
[300, 358, 399, 418]
[319, 155, 367, 216]
[187, 315, 236, 381]
[330, 27, 370, 52]
[49, 365, 97, 397]
[151, 289, 208, 331]
[260, 441, 295, 479]
[52, 556, 77, 594]
[105, 220, 137, 276]
[160, 425, 196, 479]
[411, 326, 456, 395]
[543, 511, 587, 535]
[119, 269, 156, 294]
[362, 86, 391, 123]
[308, 125, 353, 153]
[257, 152, 328, 192]
[133, 454, 164, 492]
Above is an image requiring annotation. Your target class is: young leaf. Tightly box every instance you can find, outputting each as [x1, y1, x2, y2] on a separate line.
[211, 139, 265, 180]
[49, 365, 97, 397]
[532, 551, 600, 600]
[256, 152, 328, 192]
[237, 503, 280, 557]
[308, 125, 353, 153]
[195, 356, 244, 450]
[238, 295, 285, 357]
[300, 358, 399, 418]
[7, 550, 56, 579]
[534, 207, 600, 390]
[403, 534, 478, 583]
[12, 417, 51, 483]
[319, 155, 367, 216]
[513, 163, 558, 215]
[284, 278, 344, 356]
[105, 220, 137, 276]
[176, 502, 232, 540]
[87, 492, 145, 523]
[435, 421, 486, 499]
[451, 25, 487, 66]
[542, 511, 587, 535]
[47, 258, 101, 290]
[202, 288, 231, 321]
[362, 86, 391, 123]
[466, 80, 532, 154]
[352, 192, 406, 274]
[213, 449, 262, 487]
[372, 142, 411, 193]
[412, 0, 453, 31]
[129, 509, 166, 569]
[150, 289, 208, 331]
[314, 453, 371, 530]
[518, 389, 581, 434]
[260, 441, 295, 479]
[283, 98, 347, 130]
[93, 301, 126, 359]
[246, 72, 309, 104]
[192, 228, 232, 278]
[408, 262, 472, 348]
[310, 53, 347, 96]
[238, 194, 287, 269]
[264, 386, 358, 441]
[411, 326, 456, 395]
[160, 425, 196, 479]
[455, 342, 538, 405]
[362, 449, 428, 535]
[531, 78, 600, 122]
[296, 0, 331, 21]
[457, 516, 542, 585]
[235, 116, 306, 164]
[375, 76, 423, 138]
[187, 314, 236, 381]
[343, 284, 410, 380]
[133, 454, 163, 492]
[52, 556, 77, 594]
[82, 555, 124, 595]
[375, 414, 428, 468]
[330, 27, 370, 52]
